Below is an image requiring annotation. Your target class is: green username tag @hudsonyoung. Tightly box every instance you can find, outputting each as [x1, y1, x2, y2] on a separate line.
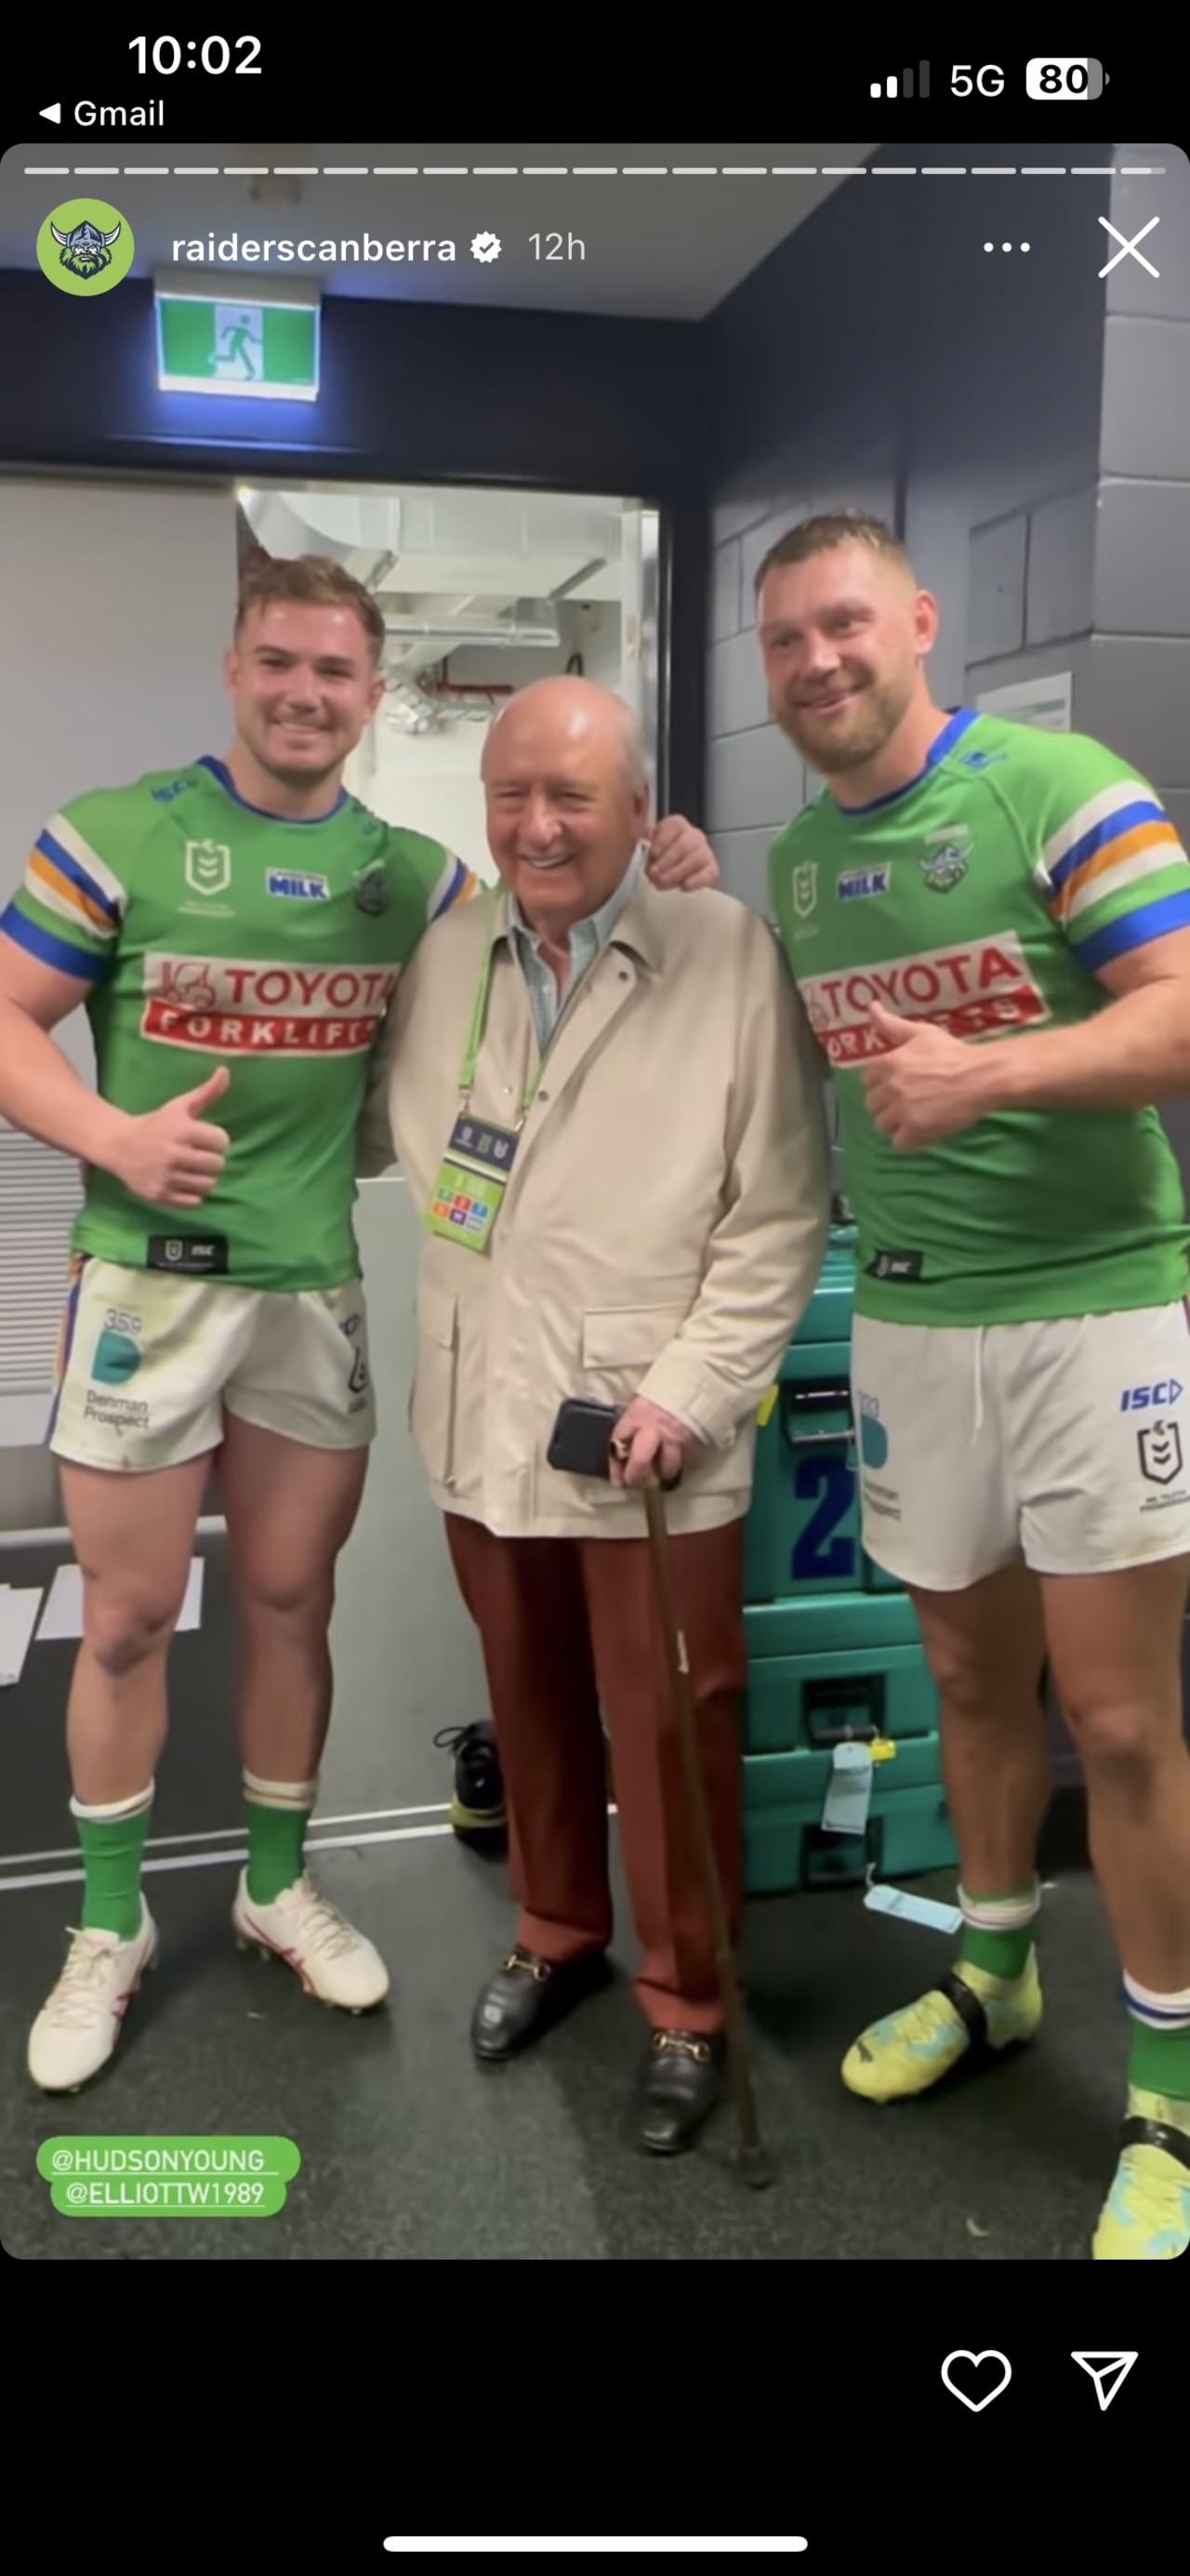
[423, 1111, 522, 1255]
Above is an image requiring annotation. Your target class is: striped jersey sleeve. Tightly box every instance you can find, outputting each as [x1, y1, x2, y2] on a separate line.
[382, 824, 481, 948]
[427, 845, 481, 922]
[1035, 752, 1190, 972]
[1, 801, 127, 982]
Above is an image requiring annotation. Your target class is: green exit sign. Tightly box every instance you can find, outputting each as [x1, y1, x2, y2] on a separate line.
[155, 290, 319, 400]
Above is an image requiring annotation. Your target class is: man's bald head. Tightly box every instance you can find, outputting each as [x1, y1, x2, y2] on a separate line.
[482, 675, 646, 793]
[481, 675, 652, 937]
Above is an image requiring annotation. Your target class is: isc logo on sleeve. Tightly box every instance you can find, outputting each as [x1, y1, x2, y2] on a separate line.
[1119, 1380, 1183, 1411]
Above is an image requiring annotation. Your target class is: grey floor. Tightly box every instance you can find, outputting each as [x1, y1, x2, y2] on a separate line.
[0, 1525, 1130, 2263]
[0, 1186, 1141, 2262]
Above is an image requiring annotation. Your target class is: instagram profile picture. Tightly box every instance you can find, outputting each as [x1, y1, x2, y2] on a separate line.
[36, 199, 136, 297]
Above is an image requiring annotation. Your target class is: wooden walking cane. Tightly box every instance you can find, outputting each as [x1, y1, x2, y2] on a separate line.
[637, 1464, 774, 2189]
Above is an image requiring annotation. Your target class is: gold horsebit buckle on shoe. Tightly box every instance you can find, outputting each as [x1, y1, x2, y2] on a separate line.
[652, 2032, 711, 2064]
[504, 1951, 549, 1983]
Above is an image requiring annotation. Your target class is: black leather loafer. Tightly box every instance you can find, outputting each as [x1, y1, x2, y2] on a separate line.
[469, 1945, 610, 2062]
[637, 2027, 725, 2154]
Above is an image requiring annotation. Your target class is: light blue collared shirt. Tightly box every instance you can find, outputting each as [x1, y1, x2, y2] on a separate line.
[508, 843, 645, 1054]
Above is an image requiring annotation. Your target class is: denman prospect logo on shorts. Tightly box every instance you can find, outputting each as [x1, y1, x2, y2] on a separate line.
[857, 1392, 889, 1467]
[36, 199, 136, 298]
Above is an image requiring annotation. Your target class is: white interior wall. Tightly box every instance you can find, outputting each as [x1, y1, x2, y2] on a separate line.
[0, 476, 237, 1462]
[345, 599, 624, 879]
[0, 475, 238, 1077]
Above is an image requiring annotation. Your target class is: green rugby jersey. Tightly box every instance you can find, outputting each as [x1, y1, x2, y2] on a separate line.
[1, 757, 478, 1292]
[768, 709, 1190, 1325]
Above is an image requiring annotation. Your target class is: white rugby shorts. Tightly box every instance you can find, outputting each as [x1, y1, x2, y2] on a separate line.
[852, 1303, 1190, 1588]
[48, 1255, 377, 1472]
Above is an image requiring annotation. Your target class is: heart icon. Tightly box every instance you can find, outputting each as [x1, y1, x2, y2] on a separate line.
[942, 2350, 1012, 2411]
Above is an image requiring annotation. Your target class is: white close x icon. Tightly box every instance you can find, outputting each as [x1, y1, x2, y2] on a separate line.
[1098, 215, 1160, 278]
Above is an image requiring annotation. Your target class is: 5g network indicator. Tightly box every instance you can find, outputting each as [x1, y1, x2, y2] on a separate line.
[870, 60, 1108, 100]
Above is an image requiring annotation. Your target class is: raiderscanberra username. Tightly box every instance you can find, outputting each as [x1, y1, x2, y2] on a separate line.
[171, 233, 465, 264]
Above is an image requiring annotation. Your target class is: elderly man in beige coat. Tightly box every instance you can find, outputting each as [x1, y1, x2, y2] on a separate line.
[362, 674, 831, 2155]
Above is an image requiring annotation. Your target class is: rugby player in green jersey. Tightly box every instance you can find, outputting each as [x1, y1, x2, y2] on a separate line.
[0, 553, 718, 2093]
[760, 511, 1190, 2262]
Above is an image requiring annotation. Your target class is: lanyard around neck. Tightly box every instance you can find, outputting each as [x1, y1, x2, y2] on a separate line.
[457, 904, 549, 1122]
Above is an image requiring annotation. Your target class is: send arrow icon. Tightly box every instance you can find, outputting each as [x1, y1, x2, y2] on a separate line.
[1072, 2352, 1138, 2411]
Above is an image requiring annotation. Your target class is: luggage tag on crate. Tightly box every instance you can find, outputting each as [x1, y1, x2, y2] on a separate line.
[864, 1878, 963, 1933]
[756, 1386, 779, 1429]
[819, 1741, 874, 1835]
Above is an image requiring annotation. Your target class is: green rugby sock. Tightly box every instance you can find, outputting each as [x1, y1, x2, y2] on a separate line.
[243, 1772, 316, 1905]
[1127, 2017, 1190, 2105]
[73, 1786, 153, 1942]
[958, 1884, 1038, 1985]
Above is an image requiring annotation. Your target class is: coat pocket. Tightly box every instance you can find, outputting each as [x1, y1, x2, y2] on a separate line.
[409, 1280, 458, 1487]
[581, 1303, 693, 1396]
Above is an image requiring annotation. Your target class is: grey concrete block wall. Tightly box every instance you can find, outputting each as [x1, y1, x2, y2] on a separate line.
[960, 126, 1190, 783]
[705, 142, 1190, 910]
[964, 637, 1092, 709]
[706, 491, 803, 915]
[1078, 639, 1190, 787]
[701, 143, 1118, 910]
[1094, 482, 1190, 638]
[707, 617, 773, 741]
[968, 513, 1029, 663]
[706, 458, 895, 915]
[706, 724, 803, 838]
[1026, 487, 1098, 647]
[1091, 150, 1190, 802]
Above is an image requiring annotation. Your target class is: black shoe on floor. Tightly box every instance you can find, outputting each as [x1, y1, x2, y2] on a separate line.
[470, 1945, 610, 2061]
[637, 2028, 725, 2155]
[435, 1721, 506, 1840]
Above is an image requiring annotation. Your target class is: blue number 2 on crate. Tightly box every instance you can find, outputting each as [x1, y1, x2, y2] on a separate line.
[790, 1456, 857, 1583]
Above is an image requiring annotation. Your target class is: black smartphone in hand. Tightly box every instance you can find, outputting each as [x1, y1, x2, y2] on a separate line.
[547, 1398, 623, 1479]
[546, 1397, 683, 1491]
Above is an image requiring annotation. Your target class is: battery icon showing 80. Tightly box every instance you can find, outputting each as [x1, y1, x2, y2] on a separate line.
[1026, 58, 1106, 99]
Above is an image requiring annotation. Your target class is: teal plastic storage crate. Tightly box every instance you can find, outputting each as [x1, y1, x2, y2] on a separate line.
[743, 1222, 905, 1600]
[744, 1590, 924, 1658]
[742, 1731, 957, 1894]
[744, 1338, 859, 1601]
[795, 1253, 856, 1346]
[744, 1354, 905, 1603]
[744, 1647, 937, 1756]
[742, 1593, 936, 1758]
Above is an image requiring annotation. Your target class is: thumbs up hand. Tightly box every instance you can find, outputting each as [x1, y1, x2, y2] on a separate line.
[860, 1003, 996, 1149]
[105, 1064, 231, 1207]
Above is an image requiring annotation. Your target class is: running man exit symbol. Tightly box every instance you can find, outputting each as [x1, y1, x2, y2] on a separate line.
[212, 307, 263, 380]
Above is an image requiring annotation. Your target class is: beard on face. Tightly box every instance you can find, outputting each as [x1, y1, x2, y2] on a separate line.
[774, 668, 913, 774]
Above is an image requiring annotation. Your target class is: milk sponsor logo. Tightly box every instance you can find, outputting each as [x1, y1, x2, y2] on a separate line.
[800, 933, 1050, 1066]
[837, 865, 891, 902]
[140, 955, 398, 1056]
